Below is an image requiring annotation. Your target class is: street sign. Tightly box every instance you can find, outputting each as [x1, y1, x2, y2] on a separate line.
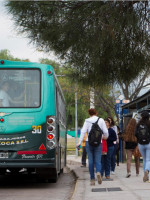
[115, 99, 129, 115]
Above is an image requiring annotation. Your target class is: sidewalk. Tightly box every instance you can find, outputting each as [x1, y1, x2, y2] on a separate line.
[67, 155, 150, 200]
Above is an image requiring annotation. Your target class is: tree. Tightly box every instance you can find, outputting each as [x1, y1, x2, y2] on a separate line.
[6, 1, 150, 86]
[0, 49, 29, 62]
[39, 58, 92, 128]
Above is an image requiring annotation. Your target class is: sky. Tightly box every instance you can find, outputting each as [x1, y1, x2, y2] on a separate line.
[0, 1, 57, 63]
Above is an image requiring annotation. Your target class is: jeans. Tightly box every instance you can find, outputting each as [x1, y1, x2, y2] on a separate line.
[111, 144, 117, 172]
[101, 145, 114, 177]
[86, 141, 102, 180]
[116, 144, 120, 165]
[138, 143, 150, 172]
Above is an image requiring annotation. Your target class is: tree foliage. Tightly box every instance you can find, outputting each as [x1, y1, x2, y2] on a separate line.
[6, 1, 150, 86]
[0, 49, 29, 62]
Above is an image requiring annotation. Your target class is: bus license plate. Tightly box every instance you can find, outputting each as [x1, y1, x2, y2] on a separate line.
[0, 152, 8, 158]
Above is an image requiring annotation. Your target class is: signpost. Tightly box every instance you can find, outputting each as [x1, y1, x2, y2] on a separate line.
[116, 96, 130, 163]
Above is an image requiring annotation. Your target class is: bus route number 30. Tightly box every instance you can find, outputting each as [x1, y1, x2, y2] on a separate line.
[32, 125, 42, 134]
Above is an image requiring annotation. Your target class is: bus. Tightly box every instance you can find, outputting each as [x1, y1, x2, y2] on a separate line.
[0, 60, 66, 182]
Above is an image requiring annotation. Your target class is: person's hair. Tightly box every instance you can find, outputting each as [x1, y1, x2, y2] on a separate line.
[107, 116, 115, 126]
[88, 108, 97, 116]
[122, 118, 137, 142]
[137, 111, 150, 127]
[105, 118, 110, 124]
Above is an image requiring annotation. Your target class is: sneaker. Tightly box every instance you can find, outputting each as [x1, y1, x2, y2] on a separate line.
[111, 171, 115, 175]
[90, 179, 95, 186]
[143, 170, 149, 182]
[80, 165, 86, 167]
[97, 172, 102, 184]
[126, 173, 131, 178]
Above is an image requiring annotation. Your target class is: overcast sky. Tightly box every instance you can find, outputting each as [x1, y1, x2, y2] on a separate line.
[0, 1, 57, 62]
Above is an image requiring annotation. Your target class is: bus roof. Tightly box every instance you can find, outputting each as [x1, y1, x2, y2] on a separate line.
[0, 60, 54, 70]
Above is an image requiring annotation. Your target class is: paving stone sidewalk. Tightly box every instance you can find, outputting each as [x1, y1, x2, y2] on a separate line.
[67, 155, 150, 200]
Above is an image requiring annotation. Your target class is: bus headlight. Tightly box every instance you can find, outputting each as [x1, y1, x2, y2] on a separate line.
[47, 125, 55, 132]
[47, 134, 54, 140]
[46, 141, 55, 149]
[47, 117, 55, 124]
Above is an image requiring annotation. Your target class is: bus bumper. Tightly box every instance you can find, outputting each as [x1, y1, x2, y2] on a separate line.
[0, 158, 56, 168]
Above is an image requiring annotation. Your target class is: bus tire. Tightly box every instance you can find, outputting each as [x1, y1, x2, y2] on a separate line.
[60, 168, 64, 173]
[36, 168, 58, 182]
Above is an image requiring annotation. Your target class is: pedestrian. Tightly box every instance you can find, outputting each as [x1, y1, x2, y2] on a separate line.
[81, 133, 87, 167]
[107, 117, 117, 175]
[76, 108, 108, 186]
[101, 119, 117, 179]
[135, 111, 150, 182]
[122, 118, 139, 178]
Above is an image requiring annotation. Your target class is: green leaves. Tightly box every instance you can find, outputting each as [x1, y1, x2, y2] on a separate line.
[6, 1, 150, 86]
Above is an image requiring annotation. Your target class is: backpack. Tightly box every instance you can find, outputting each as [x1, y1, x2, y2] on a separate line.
[137, 124, 150, 145]
[88, 118, 103, 147]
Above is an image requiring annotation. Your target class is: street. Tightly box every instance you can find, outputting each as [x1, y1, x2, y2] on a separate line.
[0, 167, 75, 200]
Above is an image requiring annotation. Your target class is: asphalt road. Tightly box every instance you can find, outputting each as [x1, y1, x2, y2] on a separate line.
[0, 167, 75, 200]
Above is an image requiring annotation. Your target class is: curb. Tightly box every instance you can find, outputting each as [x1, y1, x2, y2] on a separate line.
[67, 160, 87, 200]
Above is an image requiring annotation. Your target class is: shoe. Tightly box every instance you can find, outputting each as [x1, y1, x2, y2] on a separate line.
[126, 173, 131, 178]
[117, 163, 119, 166]
[97, 172, 102, 184]
[111, 171, 115, 175]
[81, 165, 86, 167]
[136, 174, 139, 177]
[106, 176, 110, 179]
[90, 179, 95, 186]
[143, 170, 149, 182]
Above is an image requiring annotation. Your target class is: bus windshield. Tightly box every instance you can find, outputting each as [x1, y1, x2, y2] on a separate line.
[0, 69, 40, 108]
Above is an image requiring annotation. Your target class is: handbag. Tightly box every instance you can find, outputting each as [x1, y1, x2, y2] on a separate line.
[133, 146, 141, 158]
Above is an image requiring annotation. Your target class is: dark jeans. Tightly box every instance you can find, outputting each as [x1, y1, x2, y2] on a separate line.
[101, 145, 114, 177]
[111, 144, 117, 172]
[86, 141, 102, 180]
[116, 144, 120, 165]
[81, 146, 87, 166]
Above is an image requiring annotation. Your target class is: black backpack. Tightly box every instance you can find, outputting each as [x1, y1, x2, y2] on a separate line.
[88, 118, 103, 147]
[137, 124, 150, 145]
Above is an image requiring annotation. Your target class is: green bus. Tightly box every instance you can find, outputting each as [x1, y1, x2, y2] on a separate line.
[0, 60, 66, 182]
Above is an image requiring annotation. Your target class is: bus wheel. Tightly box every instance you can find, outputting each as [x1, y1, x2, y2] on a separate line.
[0, 169, 6, 175]
[48, 175, 58, 183]
[36, 168, 58, 183]
[48, 169, 58, 183]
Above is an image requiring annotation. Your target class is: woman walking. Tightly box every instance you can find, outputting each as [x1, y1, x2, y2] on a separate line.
[135, 111, 150, 182]
[123, 118, 139, 178]
[76, 108, 108, 186]
[101, 119, 117, 179]
[108, 117, 117, 174]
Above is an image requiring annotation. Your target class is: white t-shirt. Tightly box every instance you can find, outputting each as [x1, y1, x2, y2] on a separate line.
[0, 90, 11, 107]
